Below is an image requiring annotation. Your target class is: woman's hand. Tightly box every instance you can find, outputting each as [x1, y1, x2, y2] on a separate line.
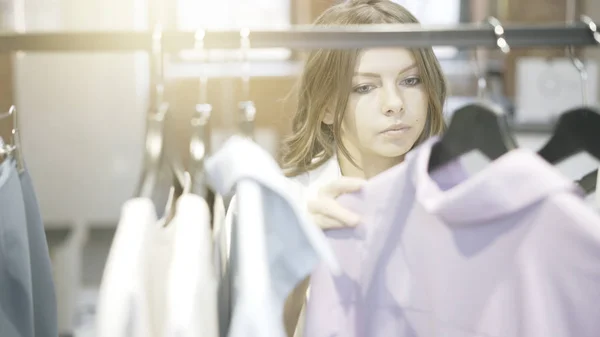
[307, 177, 366, 230]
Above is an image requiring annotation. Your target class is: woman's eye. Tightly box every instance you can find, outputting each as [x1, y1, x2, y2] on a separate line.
[401, 77, 422, 87]
[353, 84, 375, 94]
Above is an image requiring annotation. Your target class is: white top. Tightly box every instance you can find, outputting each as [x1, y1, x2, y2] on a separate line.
[206, 136, 340, 337]
[143, 174, 219, 337]
[96, 198, 156, 337]
[143, 214, 176, 337]
[165, 193, 218, 337]
[98, 175, 218, 337]
[143, 178, 189, 337]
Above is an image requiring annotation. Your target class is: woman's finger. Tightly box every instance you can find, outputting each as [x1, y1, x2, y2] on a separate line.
[311, 213, 348, 230]
[308, 197, 360, 226]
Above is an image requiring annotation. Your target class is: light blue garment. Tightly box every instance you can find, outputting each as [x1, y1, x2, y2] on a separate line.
[206, 136, 339, 337]
[0, 159, 34, 337]
[0, 158, 58, 337]
[20, 168, 58, 337]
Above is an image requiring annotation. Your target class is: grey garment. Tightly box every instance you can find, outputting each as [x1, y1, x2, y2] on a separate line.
[0, 159, 34, 337]
[20, 168, 58, 337]
[218, 214, 237, 337]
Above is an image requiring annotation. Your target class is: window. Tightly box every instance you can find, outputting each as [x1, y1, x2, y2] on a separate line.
[391, 0, 462, 59]
[176, 0, 292, 61]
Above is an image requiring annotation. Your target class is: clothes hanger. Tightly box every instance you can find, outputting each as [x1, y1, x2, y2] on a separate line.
[135, 25, 186, 200]
[537, 15, 600, 194]
[0, 105, 25, 173]
[238, 28, 256, 140]
[135, 25, 168, 198]
[189, 28, 218, 222]
[0, 106, 15, 165]
[189, 28, 211, 198]
[428, 17, 517, 172]
[163, 152, 189, 225]
[536, 106, 600, 165]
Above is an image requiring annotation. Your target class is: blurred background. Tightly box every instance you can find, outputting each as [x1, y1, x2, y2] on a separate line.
[0, 0, 599, 336]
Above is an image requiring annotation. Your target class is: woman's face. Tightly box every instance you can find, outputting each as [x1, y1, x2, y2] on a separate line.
[326, 48, 429, 161]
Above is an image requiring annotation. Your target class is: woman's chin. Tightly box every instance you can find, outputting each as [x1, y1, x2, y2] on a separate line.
[373, 144, 412, 159]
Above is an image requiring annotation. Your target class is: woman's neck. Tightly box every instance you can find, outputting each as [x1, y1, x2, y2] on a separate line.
[337, 152, 404, 179]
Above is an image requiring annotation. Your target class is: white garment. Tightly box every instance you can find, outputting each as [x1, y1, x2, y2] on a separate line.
[144, 174, 219, 337]
[143, 215, 176, 337]
[143, 179, 187, 337]
[98, 176, 218, 337]
[287, 153, 342, 203]
[206, 136, 339, 337]
[165, 194, 218, 337]
[96, 198, 156, 337]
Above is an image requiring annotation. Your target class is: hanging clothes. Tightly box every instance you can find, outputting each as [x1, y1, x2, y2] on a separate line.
[96, 198, 156, 337]
[20, 166, 58, 337]
[164, 193, 218, 337]
[0, 155, 58, 337]
[97, 175, 218, 337]
[0, 158, 34, 337]
[143, 207, 177, 337]
[304, 136, 600, 337]
[211, 192, 230, 337]
[214, 197, 235, 337]
[205, 136, 340, 337]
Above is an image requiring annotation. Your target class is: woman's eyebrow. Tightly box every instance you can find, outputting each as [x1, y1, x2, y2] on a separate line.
[353, 63, 418, 78]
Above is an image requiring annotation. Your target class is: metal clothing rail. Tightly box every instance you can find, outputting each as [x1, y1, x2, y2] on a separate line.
[0, 21, 597, 52]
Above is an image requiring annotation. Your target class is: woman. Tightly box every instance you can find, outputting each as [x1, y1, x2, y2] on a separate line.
[228, 0, 448, 335]
[279, 0, 448, 334]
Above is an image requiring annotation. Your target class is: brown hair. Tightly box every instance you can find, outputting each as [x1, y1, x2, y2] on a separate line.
[281, 0, 447, 177]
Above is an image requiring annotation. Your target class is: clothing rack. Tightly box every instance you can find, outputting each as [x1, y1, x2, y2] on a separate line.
[0, 21, 598, 52]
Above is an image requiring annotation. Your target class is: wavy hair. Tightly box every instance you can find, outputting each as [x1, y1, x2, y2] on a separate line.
[281, 0, 447, 176]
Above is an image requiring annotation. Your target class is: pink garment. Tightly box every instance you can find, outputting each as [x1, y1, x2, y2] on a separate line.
[305, 136, 600, 337]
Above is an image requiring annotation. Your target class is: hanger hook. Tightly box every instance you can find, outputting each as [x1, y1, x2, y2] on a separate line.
[470, 49, 486, 99]
[152, 24, 165, 111]
[191, 28, 211, 171]
[471, 17, 510, 100]
[195, 28, 208, 104]
[0, 105, 15, 120]
[569, 15, 600, 106]
[0, 106, 16, 150]
[238, 28, 256, 139]
[0, 105, 24, 172]
[582, 15, 600, 44]
[194, 27, 211, 125]
[488, 17, 510, 54]
[240, 28, 251, 101]
[135, 25, 169, 198]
